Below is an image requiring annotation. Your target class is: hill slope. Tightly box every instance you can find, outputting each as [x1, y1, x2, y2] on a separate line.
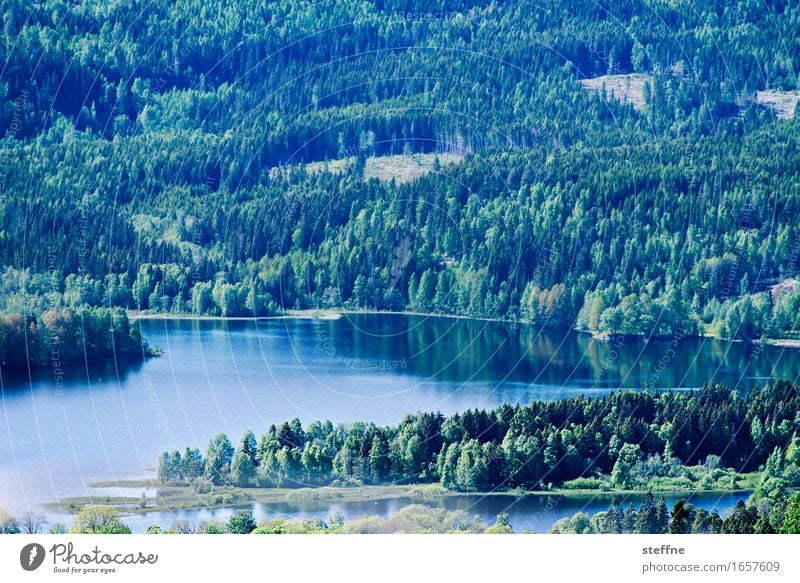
[1, 0, 800, 340]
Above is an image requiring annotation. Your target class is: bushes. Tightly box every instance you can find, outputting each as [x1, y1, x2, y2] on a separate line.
[69, 506, 131, 534]
[560, 477, 608, 490]
[284, 488, 344, 501]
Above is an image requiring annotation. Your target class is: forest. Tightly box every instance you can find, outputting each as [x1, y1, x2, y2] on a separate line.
[2, 1, 800, 342]
[0, 307, 152, 371]
[151, 380, 800, 534]
[156, 382, 800, 496]
[550, 493, 800, 534]
[3, 0, 800, 543]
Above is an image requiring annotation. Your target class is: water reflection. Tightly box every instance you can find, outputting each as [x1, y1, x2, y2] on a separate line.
[0, 314, 797, 513]
[305, 313, 800, 390]
[42, 490, 749, 534]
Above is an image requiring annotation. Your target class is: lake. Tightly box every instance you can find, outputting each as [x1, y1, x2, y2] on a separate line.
[43, 490, 751, 534]
[1, 313, 797, 527]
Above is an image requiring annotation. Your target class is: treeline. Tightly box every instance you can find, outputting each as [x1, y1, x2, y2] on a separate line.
[0, 307, 151, 371]
[576, 281, 800, 340]
[157, 381, 800, 491]
[551, 492, 800, 535]
[0, 267, 283, 319]
[149, 504, 513, 535]
[2, 2, 800, 341]
[555, 441, 800, 533]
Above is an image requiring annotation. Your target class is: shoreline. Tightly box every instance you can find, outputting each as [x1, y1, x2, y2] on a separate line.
[128, 308, 525, 326]
[45, 480, 757, 517]
[761, 338, 800, 348]
[129, 309, 800, 347]
[129, 309, 343, 321]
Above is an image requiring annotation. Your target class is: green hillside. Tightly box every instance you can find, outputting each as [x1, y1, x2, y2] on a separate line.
[2, 0, 800, 340]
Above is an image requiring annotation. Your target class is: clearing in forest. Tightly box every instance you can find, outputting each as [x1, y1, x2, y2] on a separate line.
[756, 90, 800, 119]
[303, 152, 464, 183]
[579, 73, 654, 111]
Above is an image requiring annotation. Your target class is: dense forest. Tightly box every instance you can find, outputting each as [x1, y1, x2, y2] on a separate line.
[152, 381, 800, 533]
[2, 1, 800, 341]
[550, 493, 800, 534]
[0, 307, 152, 371]
[157, 382, 800, 493]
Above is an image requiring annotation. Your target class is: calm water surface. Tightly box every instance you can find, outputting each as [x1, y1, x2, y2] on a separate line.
[1, 314, 797, 522]
[43, 490, 751, 534]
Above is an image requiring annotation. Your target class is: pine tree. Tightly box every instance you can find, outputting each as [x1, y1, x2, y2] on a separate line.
[205, 433, 234, 485]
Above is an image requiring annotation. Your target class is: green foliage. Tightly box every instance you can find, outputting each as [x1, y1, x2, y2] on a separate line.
[552, 495, 726, 534]
[0, 507, 20, 534]
[484, 514, 514, 534]
[230, 431, 258, 487]
[204, 522, 226, 534]
[611, 444, 642, 488]
[0, 307, 150, 370]
[203, 489, 252, 506]
[160, 382, 800, 492]
[284, 488, 345, 501]
[780, 493, 800, 534]
[722, 501, 759, 534]
[69, 505, 131, 534]
[669, 500, 694, 534]
[205, 433, 235, 484]
[1, 2, 800, 343]
[181, 448, 205, 480]
[634, 492, 669, 534]
[690, 508, 723, 534]
[342, 505, 490, 534]
[560, 477, 608, 490]
[226, 510, 256, 534]
[550, 512, 596, 534]
[250, 505, 506, 534]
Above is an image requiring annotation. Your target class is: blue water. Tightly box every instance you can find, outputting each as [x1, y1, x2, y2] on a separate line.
[42, 490, 750, 534]
[1, 314, 796, 527]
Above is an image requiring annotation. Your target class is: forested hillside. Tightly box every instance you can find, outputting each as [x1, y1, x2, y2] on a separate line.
[3, 0, 800, 339]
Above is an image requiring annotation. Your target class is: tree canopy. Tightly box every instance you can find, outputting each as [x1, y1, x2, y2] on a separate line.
[158, 381, 800, 492]
[2, 1, 800, 340]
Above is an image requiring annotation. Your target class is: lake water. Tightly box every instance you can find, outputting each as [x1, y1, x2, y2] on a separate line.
[42, 490, 750, 534]
[1, 314, 797, 527]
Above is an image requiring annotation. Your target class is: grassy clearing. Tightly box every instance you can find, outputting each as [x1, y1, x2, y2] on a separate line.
[579, 73, 654, 111]
[301, 152, 463, 183]
[756, 90, 800, 119]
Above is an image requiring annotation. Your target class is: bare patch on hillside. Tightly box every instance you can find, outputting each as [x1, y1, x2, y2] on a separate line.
[770, 278, 798, 301]
[275, 152, 464, 184]
[579, 74, 654, 111]
[756, 90, 800, 119]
